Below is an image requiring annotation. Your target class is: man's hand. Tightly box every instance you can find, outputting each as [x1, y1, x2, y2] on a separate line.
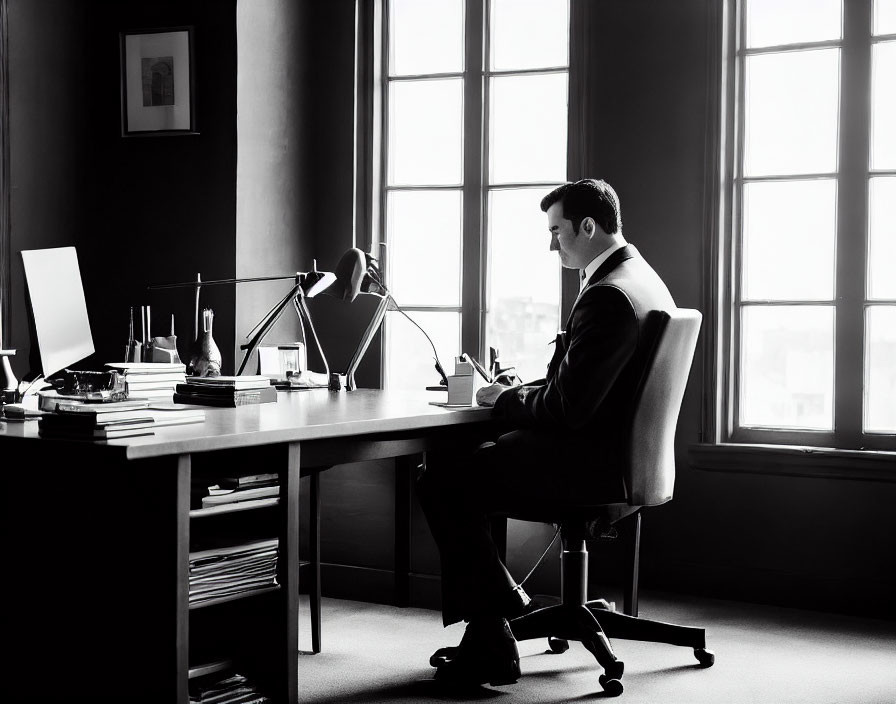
[475, 383, 509, 407]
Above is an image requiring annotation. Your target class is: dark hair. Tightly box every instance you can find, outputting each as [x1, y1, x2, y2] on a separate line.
[540, 178, 622, 235]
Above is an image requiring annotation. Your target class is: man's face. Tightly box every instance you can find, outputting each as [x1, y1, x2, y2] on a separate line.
[547, 202, 586, 269]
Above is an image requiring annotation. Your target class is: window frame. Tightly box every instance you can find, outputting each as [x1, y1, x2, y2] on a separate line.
[712, 0, 896, 453]
[368, 0, 571, 389]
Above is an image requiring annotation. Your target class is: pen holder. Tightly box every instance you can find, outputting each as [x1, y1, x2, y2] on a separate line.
[0, 349, 16, 405]
[149, 335, 182, 364]
[444, 357, 474, 406]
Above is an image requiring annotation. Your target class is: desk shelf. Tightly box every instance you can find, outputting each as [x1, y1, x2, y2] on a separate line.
[188, 659, 234, 680]
[189, 584, 281, 610]
[189, 497, 279, 518]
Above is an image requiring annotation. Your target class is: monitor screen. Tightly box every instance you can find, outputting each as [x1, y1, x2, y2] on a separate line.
[21, 247, 94, 377]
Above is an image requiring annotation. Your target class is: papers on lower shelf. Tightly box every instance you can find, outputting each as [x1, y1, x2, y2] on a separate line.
[189, 671, 271, 704]
[189, 538, 279, 606]
[200, 483, 280, 508]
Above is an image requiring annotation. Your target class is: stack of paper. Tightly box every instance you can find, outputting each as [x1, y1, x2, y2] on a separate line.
[189, 538, 279, 605]
[175, 376, 277, 407]
[189, 672, 271, 704]
[38, 400, 205, 440]
[105, 362, 187, 399]
[202, 473, 280, 508]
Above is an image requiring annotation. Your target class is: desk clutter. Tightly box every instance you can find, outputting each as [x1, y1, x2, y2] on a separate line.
[174, 375, 277, 407]
[189, 537, 280, 606]
[189, 670, 272, 704]
[37, 398, 205, 440]
[107, 361, 187, 398]
[201, 472, 280, 509]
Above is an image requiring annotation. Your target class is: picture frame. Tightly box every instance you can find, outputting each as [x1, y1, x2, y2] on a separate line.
[257, 343, 307, 381]
[120, 27, 197, 137]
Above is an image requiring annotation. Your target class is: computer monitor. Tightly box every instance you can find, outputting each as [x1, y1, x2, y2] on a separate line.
[21, 246, 94, 377]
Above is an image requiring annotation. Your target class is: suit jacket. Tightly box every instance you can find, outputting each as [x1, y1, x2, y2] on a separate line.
[493, 244, 675, 495]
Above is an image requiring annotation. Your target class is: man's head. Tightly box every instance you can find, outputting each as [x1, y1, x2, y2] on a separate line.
[540, 179, 623, 269]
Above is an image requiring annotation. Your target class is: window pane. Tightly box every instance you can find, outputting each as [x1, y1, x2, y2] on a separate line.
[490, 0, 569, 71]
[875, 0, 896, 35]
[742, 180, 836, 300]
[871, 41, 896, 169]
[389, 0, 463, 75]
[865, 306, 896, 433]
[868, 177, 896, 300]
[389, 79, 463, 185]
[740, 305, 834, 430]
[490, 73, 567, 184]
[745, 0, 841, 48]
[486, 188, 560, 383]
[387, 190, 462, 305]
[385, 310, 460, 391]
[744, 50, 840, 177]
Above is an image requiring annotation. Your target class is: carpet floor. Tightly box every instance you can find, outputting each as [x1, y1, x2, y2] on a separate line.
[292, 592, 896, 704]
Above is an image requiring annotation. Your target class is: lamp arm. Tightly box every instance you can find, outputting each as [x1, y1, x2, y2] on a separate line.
[236, 280, 305, 376]
[345, 293, 393, 391]
[293, 294, 330, 379]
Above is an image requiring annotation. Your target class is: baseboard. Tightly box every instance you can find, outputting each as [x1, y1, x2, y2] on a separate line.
[641, 557, 896, 620]
[307, 560, 895, 621]
[302, 562, 443, 610]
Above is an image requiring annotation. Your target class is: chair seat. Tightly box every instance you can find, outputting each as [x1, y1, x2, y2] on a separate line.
[507, 503, 642, 540]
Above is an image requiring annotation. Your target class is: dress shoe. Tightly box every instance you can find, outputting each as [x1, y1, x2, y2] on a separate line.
[430, 585, 532, 668]
[433, 618, 521, 687]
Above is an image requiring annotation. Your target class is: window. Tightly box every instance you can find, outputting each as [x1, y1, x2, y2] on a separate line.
[721, 0, 896, 449]
[379, 0, 569, 390]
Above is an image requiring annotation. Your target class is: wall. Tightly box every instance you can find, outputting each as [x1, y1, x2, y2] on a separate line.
[7, 0, 238, 378]
[7, 0, 88, 376]
[311, 0, 896, 620]
[578, 0, 896, 618]
[235, 0, 308, 374]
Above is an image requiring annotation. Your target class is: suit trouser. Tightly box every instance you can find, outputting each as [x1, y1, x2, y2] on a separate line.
[416, 429, 623, 627]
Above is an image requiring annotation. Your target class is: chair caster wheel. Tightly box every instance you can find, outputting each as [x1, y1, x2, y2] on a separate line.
[599, 675, 624, 697]
[547, 637, 569, 654]
[694, 648, 715, 667]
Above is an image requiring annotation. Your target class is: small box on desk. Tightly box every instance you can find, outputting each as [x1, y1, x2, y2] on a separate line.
[428, 357, 474, 407]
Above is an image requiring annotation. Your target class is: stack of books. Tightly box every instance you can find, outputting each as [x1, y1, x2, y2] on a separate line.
[38, 400, 206, 440]
[189, 671, 271, 704]
[189, 538, 279, 606]
[105, 361, 187, 399]
[202, 472, 280, 509]
[174, 376, 277, 407]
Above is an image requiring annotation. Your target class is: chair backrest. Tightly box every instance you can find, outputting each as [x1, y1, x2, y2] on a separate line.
[624, 308, 702, 507]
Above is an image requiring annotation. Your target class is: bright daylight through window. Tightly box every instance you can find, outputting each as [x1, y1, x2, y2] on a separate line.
[381, 0, 569, 391]
[727, 0, 895, 448]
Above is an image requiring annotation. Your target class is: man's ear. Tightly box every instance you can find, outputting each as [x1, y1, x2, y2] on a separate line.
[581, 217, 596, 237]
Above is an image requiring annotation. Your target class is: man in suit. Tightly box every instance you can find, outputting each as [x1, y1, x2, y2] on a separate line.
[417, 178, 676, 687]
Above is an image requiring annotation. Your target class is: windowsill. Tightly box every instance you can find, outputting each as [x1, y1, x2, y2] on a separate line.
[688, 443, 896, 483]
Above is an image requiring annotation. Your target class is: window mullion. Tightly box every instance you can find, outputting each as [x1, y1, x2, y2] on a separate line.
[835, 0, 873, 445]
[461, 0, 485, 359]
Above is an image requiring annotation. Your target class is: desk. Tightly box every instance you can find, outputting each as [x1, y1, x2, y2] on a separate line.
[1, 389, 493, 704]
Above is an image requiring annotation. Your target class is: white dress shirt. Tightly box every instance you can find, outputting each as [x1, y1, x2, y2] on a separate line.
[580, 240, 626, 291]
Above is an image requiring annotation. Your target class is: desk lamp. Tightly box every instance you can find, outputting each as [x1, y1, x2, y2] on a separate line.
[149, 263, 336, 378]
[327, 248, 448, 391]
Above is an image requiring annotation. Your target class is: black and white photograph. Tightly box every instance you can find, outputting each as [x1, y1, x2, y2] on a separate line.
[0, 1, 894, 703]
[120, 27, 195, 135]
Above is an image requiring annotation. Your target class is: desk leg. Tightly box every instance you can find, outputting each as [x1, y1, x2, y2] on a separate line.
[176, 454, 191, 704]
[394, 455, 417, 607]
[309, 470, 322, 653]
[280, 442, 301, 704]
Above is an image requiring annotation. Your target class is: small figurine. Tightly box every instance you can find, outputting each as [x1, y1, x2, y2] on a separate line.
[189, 308, 222, 377]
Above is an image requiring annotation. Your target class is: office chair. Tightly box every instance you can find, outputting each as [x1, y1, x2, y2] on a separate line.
[506, 308, 712, 697]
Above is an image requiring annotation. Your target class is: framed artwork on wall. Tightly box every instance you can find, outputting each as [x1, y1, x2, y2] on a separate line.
[120, 27, 197, 137]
